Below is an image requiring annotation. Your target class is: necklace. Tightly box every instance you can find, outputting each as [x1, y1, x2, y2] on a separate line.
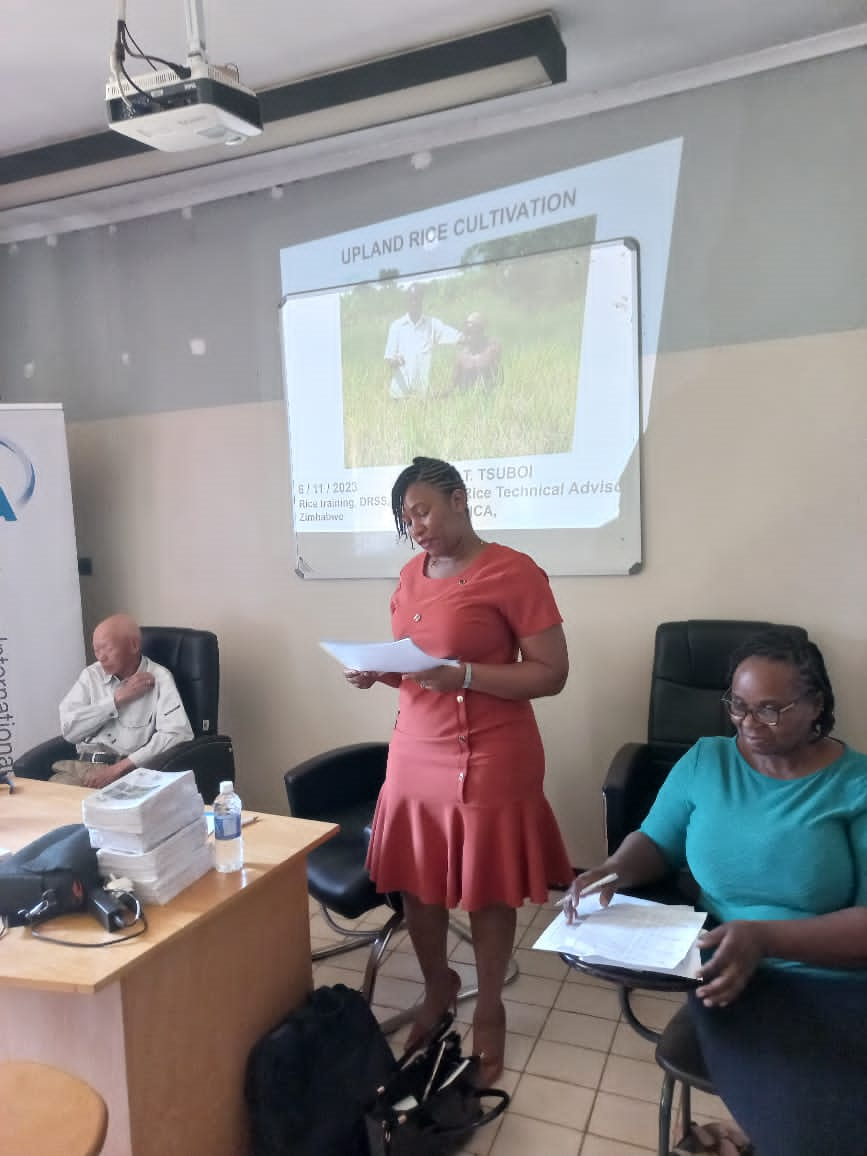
[429, 538, 485, 568]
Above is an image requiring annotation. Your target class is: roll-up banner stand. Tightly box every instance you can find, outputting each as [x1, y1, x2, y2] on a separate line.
[0, 404, 85, 771]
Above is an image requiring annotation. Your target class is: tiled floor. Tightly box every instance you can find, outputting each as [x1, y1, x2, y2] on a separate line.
[309, 891, 738, 1156]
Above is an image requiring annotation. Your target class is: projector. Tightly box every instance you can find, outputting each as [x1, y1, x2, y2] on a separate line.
[106, 61, 263, 151]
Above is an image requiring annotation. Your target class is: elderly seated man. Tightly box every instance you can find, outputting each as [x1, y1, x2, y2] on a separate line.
[51, 614, 193, 789]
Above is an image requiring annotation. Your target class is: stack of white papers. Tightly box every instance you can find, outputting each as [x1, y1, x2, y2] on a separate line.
[112, 844, 214, 906]
[130, 846, 215, 906]
[83, 768, 199, 832]
[96, 815, 209, 879]
[532, 893, 706, 979]
[320, 638, 459, 674]
[83, 768, 211, 904]
[86, 788, 205, 853]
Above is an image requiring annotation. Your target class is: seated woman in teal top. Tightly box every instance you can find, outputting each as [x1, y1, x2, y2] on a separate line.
[564, 629, 867, 1156]
[642, 735, 867, 979]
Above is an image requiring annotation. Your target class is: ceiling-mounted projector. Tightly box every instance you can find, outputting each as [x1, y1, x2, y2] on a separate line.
[105, 0, 262, 152]
[106, 61, 262, 151]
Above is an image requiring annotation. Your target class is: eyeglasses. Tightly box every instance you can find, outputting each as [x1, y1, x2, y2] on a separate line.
[721, 695, 803, 727]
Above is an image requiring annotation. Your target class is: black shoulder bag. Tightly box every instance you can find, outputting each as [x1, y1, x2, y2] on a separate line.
[365, 1013, 510, 1156]
[0, 824, 100, 926]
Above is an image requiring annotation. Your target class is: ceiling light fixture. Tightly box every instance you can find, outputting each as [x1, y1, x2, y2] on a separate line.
[257, 13, 566, 148]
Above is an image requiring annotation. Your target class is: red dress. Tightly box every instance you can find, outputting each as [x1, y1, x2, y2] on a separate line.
[366, 542, 573, 911]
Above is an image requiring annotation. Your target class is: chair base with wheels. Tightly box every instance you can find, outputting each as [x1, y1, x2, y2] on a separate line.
[310, 894, 517, 1033]
[285, 742, 518, 1031]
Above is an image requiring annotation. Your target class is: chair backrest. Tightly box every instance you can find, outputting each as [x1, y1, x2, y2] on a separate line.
[603, 618, 812, 864]
[140, 626, 220, 738]
[648, 619, 809, 750]
[284, 742, 389, 820]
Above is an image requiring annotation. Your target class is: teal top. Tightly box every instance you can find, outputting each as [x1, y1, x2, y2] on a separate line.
[640, 735, 867, 977]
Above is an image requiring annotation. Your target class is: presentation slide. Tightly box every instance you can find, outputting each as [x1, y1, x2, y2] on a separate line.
[278, 139, 682, 576]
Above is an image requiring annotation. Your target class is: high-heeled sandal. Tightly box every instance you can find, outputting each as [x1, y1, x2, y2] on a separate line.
[403, 967, 461, 1054]
[472, 1002, 506, 1086]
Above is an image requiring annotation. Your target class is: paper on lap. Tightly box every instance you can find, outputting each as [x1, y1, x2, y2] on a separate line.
[533, 892, 706, 977]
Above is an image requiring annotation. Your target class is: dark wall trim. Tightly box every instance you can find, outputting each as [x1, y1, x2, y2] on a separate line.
[0, 132, 151, 184]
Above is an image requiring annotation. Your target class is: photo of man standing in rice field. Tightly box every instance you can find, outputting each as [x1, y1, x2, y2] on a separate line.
[340, 240, 592, 470]
[383, 282, 462, 399]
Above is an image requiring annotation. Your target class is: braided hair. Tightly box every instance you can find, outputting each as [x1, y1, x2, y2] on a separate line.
[727, 628, 835, 738]
[391, 457, 468, 541]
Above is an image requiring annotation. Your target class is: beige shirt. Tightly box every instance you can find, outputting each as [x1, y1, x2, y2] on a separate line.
[59, 656, 193, 766]
[384, 313, 461, 397]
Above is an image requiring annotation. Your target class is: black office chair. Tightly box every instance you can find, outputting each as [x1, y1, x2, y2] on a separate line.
[13, 626, 234, 803]
[284, 743, 404, 1007]
[568, 618, 807, 1154]
[284, 741, 518, 1021]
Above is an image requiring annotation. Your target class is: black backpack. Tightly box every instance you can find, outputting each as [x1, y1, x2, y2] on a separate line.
[245, 983, 397, 1156]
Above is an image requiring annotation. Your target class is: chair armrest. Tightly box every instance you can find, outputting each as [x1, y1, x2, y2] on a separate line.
[145, 735, 234, 805]
[602, 743, 650, 854]
[13, 736, 76, 781]
[603, 742, 647, 794]
[285, 742, 389, 818]
[602, 741, 689, 854]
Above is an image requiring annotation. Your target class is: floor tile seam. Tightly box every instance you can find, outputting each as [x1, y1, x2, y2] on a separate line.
[515, 982, 560, 1047]
[579, 1067, 610, 1153]
[506, 968, 567, 1012]
[502, 1097, 591, 1135]
[580, 1130, 655, 1155]
[553, 999, 622, 1023]
[515, 1064, 604, 1092]
[544, 972, 572, 1030]
[596, 1073, 664, 1107]
[540, 1034, 617, 1056]
[545, 1003, 627, 1026]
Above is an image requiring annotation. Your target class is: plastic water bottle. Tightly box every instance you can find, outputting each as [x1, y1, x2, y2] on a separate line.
[213, 780, 243, 872]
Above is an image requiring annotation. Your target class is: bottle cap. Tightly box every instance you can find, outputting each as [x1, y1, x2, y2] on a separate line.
[219, 781, 234, 795]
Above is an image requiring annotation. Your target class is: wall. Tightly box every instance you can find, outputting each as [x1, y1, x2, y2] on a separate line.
[2, 49, 865, 863]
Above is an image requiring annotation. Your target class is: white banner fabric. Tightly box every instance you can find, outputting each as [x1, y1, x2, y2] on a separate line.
[0, 404, 85, 767]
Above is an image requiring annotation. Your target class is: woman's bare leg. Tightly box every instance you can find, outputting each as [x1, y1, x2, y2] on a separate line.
[468, 904, 517, 1083]
[402, 892, 460, 1047]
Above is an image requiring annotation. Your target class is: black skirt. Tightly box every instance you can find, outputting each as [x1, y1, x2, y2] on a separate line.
[689, 968, 867, 1156]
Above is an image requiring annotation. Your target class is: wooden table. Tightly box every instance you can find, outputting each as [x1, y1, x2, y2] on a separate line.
[0, 780, 336, 1156]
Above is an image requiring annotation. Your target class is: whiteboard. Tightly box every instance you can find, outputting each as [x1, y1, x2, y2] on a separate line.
[280, 238, 641, 578]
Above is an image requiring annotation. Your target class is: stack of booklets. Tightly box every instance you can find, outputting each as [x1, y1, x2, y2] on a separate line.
[83, 768, 212, 905]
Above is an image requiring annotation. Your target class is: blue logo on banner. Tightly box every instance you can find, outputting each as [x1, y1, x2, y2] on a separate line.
[0, 437, 37, 522]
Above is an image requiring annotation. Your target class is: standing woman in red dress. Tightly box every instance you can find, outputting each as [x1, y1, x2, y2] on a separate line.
[346, 456, 573, 1085]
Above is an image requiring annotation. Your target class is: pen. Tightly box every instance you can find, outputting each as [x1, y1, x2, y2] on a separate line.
[578, 872, 619, 897]
[555, 872, 619, 906]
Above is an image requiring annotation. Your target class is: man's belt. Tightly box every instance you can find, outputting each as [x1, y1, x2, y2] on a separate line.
[77, 752, 118, 765]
